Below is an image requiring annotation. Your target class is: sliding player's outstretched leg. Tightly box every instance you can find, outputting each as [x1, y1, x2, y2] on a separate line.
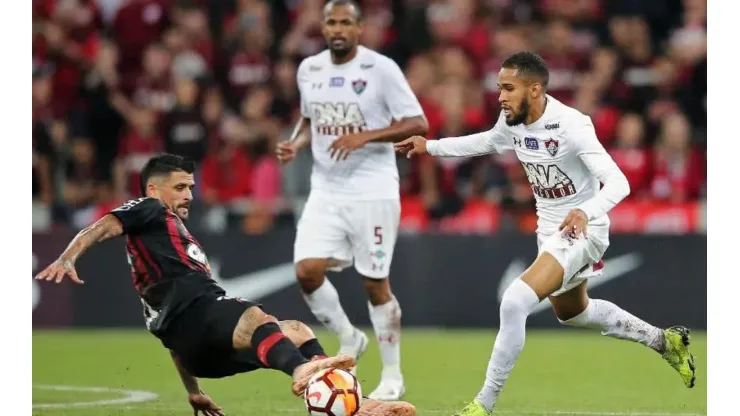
[231, 306, 355, 396]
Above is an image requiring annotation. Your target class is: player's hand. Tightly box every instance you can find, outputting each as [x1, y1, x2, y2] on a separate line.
[34, 258, 84, 284]
[328, 132, 369, 161]
[559, 209, 589, 239]
[394, 136, 427, 158]
[188, 391, 224, 416]
[276, 141, 298, 164]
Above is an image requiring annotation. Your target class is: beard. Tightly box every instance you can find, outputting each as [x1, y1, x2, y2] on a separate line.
[505, 98, 530, 126]
[330, 44, 353, 59]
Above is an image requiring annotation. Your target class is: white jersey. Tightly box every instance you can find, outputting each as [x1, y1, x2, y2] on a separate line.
[297, 46, 424, 200]
[426, 95, 630, 236]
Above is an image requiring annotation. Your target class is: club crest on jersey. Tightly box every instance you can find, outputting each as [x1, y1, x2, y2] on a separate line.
[545, 138, 559, 156]
[352, 79, 367, 95]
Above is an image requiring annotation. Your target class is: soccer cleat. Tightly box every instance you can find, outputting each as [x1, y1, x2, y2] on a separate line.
[356, 398, 416, 416]
[291, 354, 356, 396]
[338, 327, 369, 375]
[452, 400, 491, 416]
[368, 377, 405, 401]
[661, 325, 696, 388]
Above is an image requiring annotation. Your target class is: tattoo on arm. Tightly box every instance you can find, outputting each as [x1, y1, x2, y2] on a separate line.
[170, 350, 200, 395]
[59, 214, 124, 263]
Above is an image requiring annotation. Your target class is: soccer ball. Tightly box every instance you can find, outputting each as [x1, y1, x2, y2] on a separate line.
[304, 368, 363, 416]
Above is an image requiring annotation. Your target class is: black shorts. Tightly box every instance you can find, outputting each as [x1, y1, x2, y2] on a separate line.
[159, 294, 267, 379]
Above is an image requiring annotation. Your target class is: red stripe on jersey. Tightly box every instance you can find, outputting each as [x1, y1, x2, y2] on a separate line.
[126, 237, 151, 292]
[133, 236, 162, 280]
[165, 213, 197, 271]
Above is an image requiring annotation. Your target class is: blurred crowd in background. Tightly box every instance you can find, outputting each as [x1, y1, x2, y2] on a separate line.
[32, 0, 707, 234]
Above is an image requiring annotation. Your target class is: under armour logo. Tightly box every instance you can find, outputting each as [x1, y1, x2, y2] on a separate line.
[513, 137, 522, 147]
[372, 263, 384, 272]
[312, 83, 322, 89]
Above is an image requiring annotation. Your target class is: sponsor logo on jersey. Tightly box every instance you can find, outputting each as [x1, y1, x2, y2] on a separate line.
[329, 76, 344, 87]
[522, 162, 576, 199]
[545, 123, 560, 130]
[310, 102, 368, 135]
[360, 63, 374, 69]
[309, 65, 323, 72]
[525, 137, 539, 150]
[352, 79, 367, 95]
[186, 243, 208, 265]
[544, 138, 560, 156]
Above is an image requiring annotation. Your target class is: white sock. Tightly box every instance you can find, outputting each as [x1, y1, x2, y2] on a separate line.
[476, 279, 540, 412]
[368, 296, 403, 380]
[302, 279, 355, 344]
[560, 299, 665, 352]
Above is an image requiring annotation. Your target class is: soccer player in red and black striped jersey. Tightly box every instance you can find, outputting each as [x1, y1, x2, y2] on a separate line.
[35, 154, 376, 415]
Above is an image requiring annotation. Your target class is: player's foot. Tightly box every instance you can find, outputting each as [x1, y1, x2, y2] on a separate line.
[452, 400, 491, 416]
[338, 327, 369, 375]
[291, 354, 356, 396]
[357, 398, 416, 416]
[368, 376, 405, 401]
[661, 325, 696, 388]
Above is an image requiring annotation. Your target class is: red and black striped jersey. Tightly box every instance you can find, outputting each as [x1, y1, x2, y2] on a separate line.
[109, 197, 224, 331]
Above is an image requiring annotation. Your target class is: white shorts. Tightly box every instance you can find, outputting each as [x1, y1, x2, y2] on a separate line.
[537, 230, 609, 297]
[294, 194, 400, 279]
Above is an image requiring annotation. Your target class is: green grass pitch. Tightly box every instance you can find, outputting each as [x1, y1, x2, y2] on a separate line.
[32, 329, 706, 415]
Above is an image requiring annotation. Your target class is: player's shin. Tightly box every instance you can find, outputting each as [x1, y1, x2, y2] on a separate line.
[559, 299, 665, 352]
[476, 279, 540, 412]
[302, 278, 356, 344]
[368, 295, 402, 378]
[252, 322, 310, 376]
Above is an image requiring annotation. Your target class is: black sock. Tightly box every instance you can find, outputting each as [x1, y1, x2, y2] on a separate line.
[299, 338, 327, 360]
[252, 322, 308, 376]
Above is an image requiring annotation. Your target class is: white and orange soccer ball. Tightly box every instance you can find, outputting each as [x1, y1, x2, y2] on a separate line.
[304, 368, 363, 416]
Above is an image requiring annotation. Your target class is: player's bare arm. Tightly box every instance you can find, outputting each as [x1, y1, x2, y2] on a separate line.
[170, 350, 225, 416]
[277, 117, 312, 164]
[34, 214, 124, 284]
[329, 115, 428, 160]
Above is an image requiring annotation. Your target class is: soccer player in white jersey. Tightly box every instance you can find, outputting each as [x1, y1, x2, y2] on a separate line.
[395, 52, 696, 416]
[275, 0, 428, 401]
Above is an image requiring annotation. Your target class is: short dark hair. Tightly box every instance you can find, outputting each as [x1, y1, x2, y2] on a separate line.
[324, 0, 363, 21]
[501, 51, 549, 89]
[139, 154, 196, 196]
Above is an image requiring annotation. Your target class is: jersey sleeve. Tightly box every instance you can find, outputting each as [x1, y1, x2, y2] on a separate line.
[379, 57, 425, 120]
[296, 59, 311, 118]
[570, 117, 631, 220]
[109, 197, 165, 234]
[426, 111, 511, 157]
[570, 116, 608, 156]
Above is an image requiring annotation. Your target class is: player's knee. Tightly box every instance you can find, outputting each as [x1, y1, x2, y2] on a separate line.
[241, 307, 277, 330]
[279, 320, 316, 346]
[499, 281, 535, 317]
[362, 277, 392, 305]
[296, 259, 327, 292]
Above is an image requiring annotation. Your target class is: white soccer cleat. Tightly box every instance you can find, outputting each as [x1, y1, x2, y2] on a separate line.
[368, 377, 406, 401]
[337, 327, 369, 375]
